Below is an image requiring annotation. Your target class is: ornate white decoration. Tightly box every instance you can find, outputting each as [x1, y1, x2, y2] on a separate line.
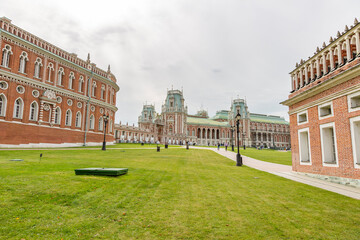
[67, 99, 73, 106]
[16, 85, 25, 94]
[0, 81, 8, 90]
[43, 90, 56, 100]
[43, 104, 50, 111]
[56, 96, 62, 103]
[77, 102, 82, 108]
[99, 108, 104, 114]
[32, 90, 40, 98]
[91, 105, 95, 112]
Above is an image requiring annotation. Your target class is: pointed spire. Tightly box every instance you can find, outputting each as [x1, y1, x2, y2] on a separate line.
[345, 25, 349, 31]
[295, 62, 299, 67]
[322, 42, 326, 48]
[329, 36, 333, 43]
[86, 53, 91, 63]
[355, 18, 359, 25]
[337, 31, 341, 37]
[316, 46, 320, 52]
[107, 64, 111, 73]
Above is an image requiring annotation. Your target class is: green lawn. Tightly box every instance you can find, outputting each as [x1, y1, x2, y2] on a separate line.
[0, 148, 358, 239]
[233, 147, 292, 165]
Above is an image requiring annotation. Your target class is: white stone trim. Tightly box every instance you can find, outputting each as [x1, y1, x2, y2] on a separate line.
[298, 127, 312, 165]
[347, 90, 360, 113]
[297, 110, 308, 125]
[318, 101, 334, 120]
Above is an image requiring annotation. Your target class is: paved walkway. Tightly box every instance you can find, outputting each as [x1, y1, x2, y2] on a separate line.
[193, 147, 360, 200]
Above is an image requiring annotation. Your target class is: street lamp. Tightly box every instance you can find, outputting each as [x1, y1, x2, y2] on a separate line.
[102, 115, 109, 151]
[230, 126, 235, 151]
[235, 113, 242, 166]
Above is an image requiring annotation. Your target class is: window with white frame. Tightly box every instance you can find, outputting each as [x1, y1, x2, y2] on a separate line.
[57, 67, 64, 86]
[318, 102, 333, 119]
[78, 76, 84, 92]
[47, 63, 54, 82]
[320, 122, 338, 165]
[92, 81, 97, 97]
[54, 107, 61, 125]
[34, 58, 42, 78]
[350, 116, 360, 167]
[297, 110, 308, 124]
[65, 109, 72, 126]
[98, 117, 103, 131]
[68, 72, 75, 89]
[109, 120, 113, 133]
[89, 115, 95, 129]
[298, 128, 311, 164]
[1, 44, 12, 68]
[101, 85, 105, 99]
[18, 51, 28, 74]
[75, 111, 81, 128]
[0, 94, 6, 116]
[13, 98, 23, 119]
[348, 91, 360, 112]
[29, 101, 38, 121]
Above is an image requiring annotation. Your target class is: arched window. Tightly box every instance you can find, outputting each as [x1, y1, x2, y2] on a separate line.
[34, 58, 42, 78]
[47, 63, 55, 82]
[109, 120, 113, 133]
[29, 101, 38, 121]
[54, 107, 61, 125]
[13, 98, 23, 119]
[1, 44, 13, 68]
[92, 81, 97, 97]
[0, 94, 7, 116]
[75, 111, 81, 127]
[78, 76, 84, 92]
[18, 51, 29, 73]
[101, 85, 105, 99]
[57, 67, 64, 86]
[65, 109, 72, 126]
[99, 116, 104, 131]
[68, 72, 75, 89]
[89, 114, 95, 129]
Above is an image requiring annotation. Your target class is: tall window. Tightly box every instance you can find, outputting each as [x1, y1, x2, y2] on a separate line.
[57, 67, 64, 86]
[298, 128, 311, 164]
[320, 122, 338, 165]
[89, 115, 95, 129]
[29, 101, 38, 121]
[54, 107, 61, 125]
[109, 120, 113, 133]
[75, 112, 81, 128]
[13, 98, 23, 119]
[99, 116, 104, 131]
[18, 51, 28, 73]
[65, 109, 72, 126]
[101, 85, 105, 99]
[0, 94, 6, 116]
[68, 72, 75, 89]
[47, 63, 54, 82]
[78, 76, 84, 92]
[350, 116, 360, 167]
[92, 81, 97, 97]
[34, 58, 42, 78]
[1, 44, 12, 68]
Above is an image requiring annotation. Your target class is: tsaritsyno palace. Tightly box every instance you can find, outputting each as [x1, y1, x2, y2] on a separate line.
[114, 89, 290, 148]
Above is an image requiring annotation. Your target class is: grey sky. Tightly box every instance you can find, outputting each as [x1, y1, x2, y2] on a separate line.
[1, 0, 360, 124]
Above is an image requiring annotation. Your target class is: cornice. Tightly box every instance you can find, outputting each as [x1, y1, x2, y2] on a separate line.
[0, 69, 118, 112]
[0, 29, 120, 91]
[281, 63, 360, 107]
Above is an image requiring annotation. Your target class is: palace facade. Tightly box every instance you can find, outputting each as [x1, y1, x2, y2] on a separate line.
[282, 18, 360, 181]
[115, 89, 290, 148]
[0, 17, 119, 147]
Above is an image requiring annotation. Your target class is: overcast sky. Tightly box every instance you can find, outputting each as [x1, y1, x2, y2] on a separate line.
[1, 0, 360, 125]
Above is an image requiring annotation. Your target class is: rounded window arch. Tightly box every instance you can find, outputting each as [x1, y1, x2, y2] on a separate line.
[1, 44, 13, 68]
[0, 94, 7, 117]
[29, 101, 39, 121]
[57, 67, 65, 86]
[18, 51, 29, 74]
[65, 109, 72, 126]
[98, 116, 104, 131]
[75, 111, 82, 128]
[54, 107, 61, 125]
[13, 97, 24, 119]
[89, 114, 95, 129]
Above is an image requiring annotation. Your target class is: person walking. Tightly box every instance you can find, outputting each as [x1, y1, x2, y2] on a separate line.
[217, 142, 220, 150]
[225, 142, 228, 151]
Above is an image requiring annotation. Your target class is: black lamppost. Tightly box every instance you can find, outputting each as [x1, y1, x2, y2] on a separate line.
[102, 115, 109, 151]
[230, 126, 235, 151]
[235, 113, 242, 166]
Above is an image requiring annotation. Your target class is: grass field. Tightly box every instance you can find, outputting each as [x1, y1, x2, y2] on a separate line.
[0, 148, 359, 239]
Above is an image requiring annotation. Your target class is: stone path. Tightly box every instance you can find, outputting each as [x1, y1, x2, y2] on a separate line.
[193, 147, 360, 200]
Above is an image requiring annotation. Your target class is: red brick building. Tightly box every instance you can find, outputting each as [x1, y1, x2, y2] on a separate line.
[282, 18, 360, 182]
[0, 17, 119, 147]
